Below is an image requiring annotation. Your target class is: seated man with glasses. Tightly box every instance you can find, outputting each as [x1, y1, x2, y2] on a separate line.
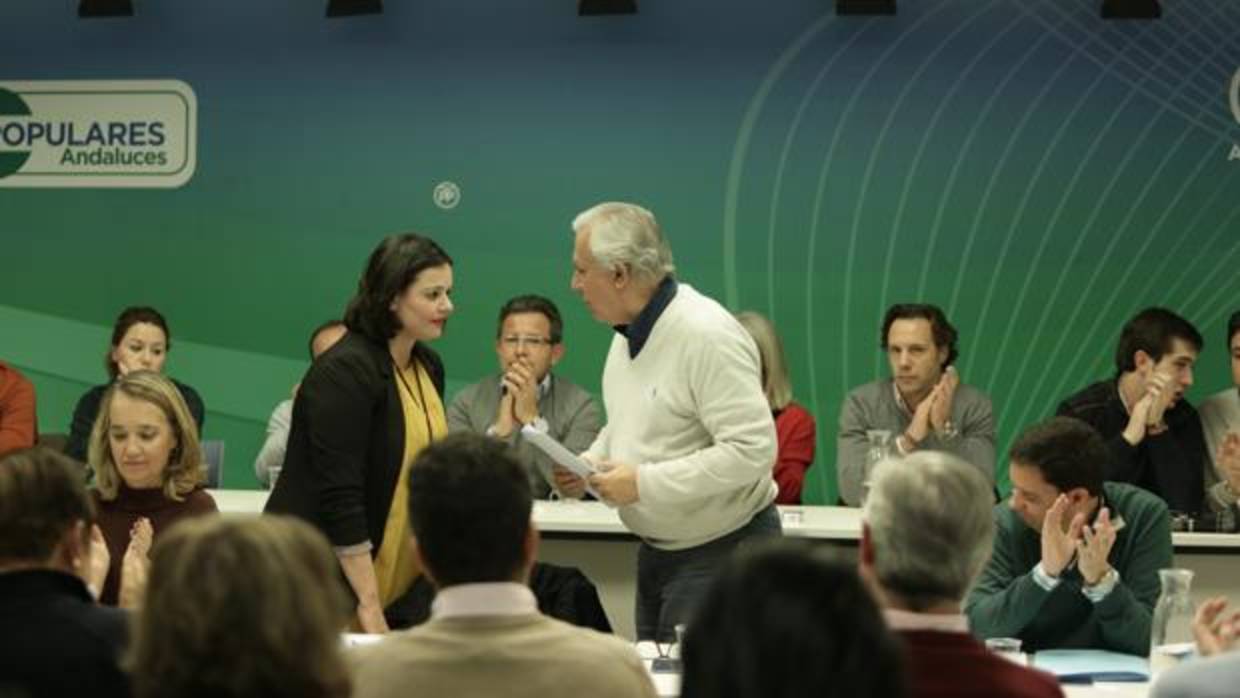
[448, 295, 601, 498]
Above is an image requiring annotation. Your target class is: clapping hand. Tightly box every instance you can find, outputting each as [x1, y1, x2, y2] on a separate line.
[118, 517, 153, 609]
[1218, 433, 1240, 494]
[929, 367, 959, 434]
[1077, 507, 1117, 585]
[85, 523, 110, 599]
[1192, 596, 1240, 656]
[1040, 495, 1085, 578]
[1144, 370, 1175, 430]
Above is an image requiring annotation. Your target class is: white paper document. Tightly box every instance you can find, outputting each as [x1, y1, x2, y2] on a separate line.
[520, 425, 597, 480]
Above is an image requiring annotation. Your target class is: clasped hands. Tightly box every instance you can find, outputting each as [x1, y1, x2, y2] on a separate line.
[905, 366, 960, 444]
[491, 359, 541, 438]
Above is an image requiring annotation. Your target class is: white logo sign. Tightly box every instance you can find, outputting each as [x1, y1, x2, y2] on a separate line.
[0, 79, 196, 188]
[433, 181, 461, 210]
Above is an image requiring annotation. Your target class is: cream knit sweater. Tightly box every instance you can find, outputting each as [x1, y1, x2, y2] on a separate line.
[584, 284, 777, 550]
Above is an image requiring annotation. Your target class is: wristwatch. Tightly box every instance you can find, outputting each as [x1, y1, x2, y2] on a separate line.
[1082, 567, 1120, 602]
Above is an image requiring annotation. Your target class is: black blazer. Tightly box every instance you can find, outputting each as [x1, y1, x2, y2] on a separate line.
[265, 331, 444, 552]
[0, 569, 130, 698]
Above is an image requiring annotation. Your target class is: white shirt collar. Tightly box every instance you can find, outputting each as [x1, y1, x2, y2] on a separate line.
[430, 582, 539, 619]
[891, 380, 912, 416]
[883, 608, 970, 634]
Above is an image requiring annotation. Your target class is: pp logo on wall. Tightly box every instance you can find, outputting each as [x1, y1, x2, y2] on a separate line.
[0, 80, 196, 188]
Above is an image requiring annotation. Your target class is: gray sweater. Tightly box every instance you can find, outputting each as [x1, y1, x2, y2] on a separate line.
[447, 373, 601, 498]
[836, 378, 996, 505]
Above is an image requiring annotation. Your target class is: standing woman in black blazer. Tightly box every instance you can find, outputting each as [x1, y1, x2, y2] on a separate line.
[266, 233, 454, 633]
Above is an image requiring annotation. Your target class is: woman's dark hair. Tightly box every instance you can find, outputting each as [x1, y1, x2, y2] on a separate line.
[681, 540, 907, 698]
[343, 234, 452, 342]
[106, 306, 170, 379]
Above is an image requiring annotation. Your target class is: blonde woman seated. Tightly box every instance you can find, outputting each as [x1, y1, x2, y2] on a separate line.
[127, 516, 352, 698]
[736, 312, 817, 504]
[87, 370, 217, 606]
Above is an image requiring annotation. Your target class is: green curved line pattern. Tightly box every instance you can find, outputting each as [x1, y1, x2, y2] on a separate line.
[1022, 1, 1236, 138]
[849, 3, 996, 377]
[976, 16, 1163, 396]
[807, 0, 950, 396]
[1001, 1, 1239, 431]
[721, 13, 834, 309]
[763, 20, 860, 321]
[1001, 0, 1235, 431]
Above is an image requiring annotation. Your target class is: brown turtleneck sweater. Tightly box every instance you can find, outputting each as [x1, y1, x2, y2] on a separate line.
[90, 483, 217, 606]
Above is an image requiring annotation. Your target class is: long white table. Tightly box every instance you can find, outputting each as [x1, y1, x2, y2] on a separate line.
[212, 490, 1240, 641]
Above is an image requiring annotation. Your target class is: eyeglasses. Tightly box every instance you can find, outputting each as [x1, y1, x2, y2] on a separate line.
[500, 335, 554, 348]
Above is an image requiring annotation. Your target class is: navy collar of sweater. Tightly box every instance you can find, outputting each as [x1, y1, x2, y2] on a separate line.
[614, 276, 677, 359]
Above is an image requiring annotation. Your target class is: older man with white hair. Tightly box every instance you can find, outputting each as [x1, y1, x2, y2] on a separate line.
[861, 452, 1063, 698]
[557, 201, 780, 642]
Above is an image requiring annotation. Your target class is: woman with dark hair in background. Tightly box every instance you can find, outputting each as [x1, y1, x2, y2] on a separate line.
[128, 516, 352, 698]
[66, 306, 205, 462]
[265, 233, 454, 633]
[735, 311, 816, 504]
[680, 540, 907, 698]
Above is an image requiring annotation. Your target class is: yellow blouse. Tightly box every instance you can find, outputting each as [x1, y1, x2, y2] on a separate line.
[373, 359, 446, 608]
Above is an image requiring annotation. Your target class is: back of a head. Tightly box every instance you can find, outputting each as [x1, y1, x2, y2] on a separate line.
[128, 516, 350, 698]
[864, 452, 994, 609]
[572, 202, 675, 285]
[1009, 416, 1107, 496]
[735, 311, 793, 410]
[681, 540, 906, 698]
[0, 447, 93, 565]
[1227, 310, 1240, 352]
[1113, 307, 1203, 374]
[407, 433, 533, 587]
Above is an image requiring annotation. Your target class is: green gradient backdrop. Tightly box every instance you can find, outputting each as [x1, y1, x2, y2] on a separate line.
[2, 0, 1239, 500]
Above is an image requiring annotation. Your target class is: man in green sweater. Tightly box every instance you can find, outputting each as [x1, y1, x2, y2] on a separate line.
[966, 416, 1173, 656]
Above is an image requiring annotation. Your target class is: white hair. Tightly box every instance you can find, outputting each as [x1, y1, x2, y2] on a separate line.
[863, 451, 994, 610]
[572, 202, 675, 284]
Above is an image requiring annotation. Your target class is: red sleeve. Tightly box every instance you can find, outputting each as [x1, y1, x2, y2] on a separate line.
[773, 404, 816, 504]
[0, 369, 38, 456]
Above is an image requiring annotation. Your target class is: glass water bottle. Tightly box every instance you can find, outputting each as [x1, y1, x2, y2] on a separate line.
[1149, 568, 1196, 676]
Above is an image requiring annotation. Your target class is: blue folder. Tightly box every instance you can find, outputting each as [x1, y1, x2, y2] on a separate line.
[1031, 649, 1149, 683]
